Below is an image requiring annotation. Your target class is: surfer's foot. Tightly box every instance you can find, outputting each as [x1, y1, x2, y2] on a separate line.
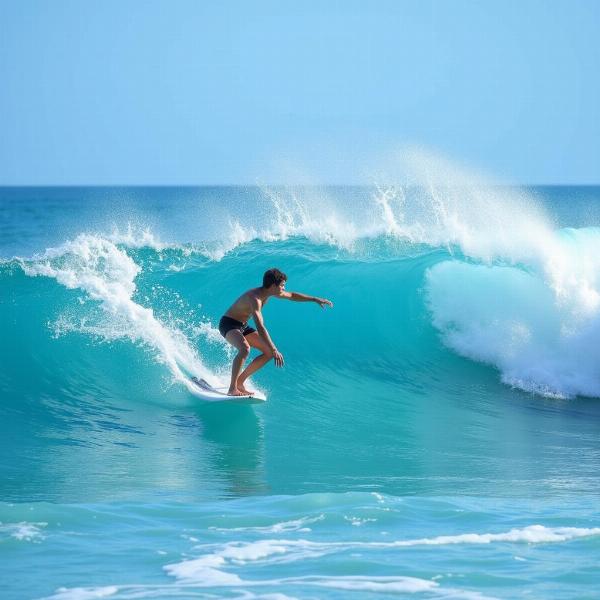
[227, 388, 247, 396]
[237, 383, 254, 395]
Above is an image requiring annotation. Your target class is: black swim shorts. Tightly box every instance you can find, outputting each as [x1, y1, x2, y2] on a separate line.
[218, 315, 256, 338]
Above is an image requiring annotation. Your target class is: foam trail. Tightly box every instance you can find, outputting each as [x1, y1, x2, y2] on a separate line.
[19, 233, 220, 392]
[42, 587, 119, 600]
[42, 578, 442, 599]
[164, 524, 600, 589]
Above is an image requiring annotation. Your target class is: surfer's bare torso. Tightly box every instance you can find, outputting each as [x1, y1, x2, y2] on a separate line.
[224, 288, 270, 324]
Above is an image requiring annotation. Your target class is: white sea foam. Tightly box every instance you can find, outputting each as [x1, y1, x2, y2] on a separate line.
[374, 148, 554, 260]
[19, 233, 229, 395]
[41, 586, 118, 600]
[164, 552, 244, 585]
[193, 320, 228, 349]
[165, 552, 440, 594]
[106, 225, 170, 251]
[427, 258, 600, 397]
[209, 515, 325, 534]
[387, 524, 600, 546]
[0, 521, 47, 542]
[300, 575, 437, 593]
[205, 219, 261, 261]
[257, 185, 364, 250]
[181, 185, 378, 259]
[43, 579, 440, 599]
[165, 539, 328, 583]
[45, 522, 585, 600]
[164, 524, 599, 592]
[344, 515, 377, 526]
[192, 151, 548, 266]
[42, 585, 302, 600]
[375, 149, 600, 398]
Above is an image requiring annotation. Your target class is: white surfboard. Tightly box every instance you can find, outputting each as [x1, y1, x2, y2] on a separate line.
[187, 376, 267, 404]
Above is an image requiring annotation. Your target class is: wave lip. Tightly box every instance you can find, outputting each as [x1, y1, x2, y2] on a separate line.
[426, 237, 600, 399]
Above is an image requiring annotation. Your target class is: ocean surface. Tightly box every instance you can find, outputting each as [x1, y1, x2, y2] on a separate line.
[2, 182, 600, 599]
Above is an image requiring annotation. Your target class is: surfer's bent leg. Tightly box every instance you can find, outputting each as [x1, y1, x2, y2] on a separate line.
[224, 329, 251, 396]
[238, 332, 274, 388]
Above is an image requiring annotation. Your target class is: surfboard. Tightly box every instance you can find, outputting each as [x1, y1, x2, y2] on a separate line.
[188, 376, 267, 404]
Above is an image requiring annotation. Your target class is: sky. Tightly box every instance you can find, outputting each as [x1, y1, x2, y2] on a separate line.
[0, 0, 598, 185]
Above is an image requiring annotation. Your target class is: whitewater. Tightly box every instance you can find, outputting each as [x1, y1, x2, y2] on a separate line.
[2, 173, 600, 598]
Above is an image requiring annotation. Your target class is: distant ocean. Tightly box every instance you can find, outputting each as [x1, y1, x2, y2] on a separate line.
[2, 182, 600, 599]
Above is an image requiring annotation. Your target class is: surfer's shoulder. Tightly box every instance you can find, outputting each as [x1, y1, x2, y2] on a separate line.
[246, 288, 264, 310]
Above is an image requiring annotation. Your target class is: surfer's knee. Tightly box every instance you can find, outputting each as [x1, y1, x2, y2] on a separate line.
[238, 343, 251, 359]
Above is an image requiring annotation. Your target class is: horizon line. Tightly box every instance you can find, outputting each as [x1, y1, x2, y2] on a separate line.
[1, 182, 600, 188]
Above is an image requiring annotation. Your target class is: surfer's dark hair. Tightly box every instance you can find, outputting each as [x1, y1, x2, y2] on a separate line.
[262, 268, 287, 288]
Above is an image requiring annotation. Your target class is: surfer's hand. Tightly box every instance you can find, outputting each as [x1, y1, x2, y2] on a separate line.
[316, 297, 333, 309]
[273, 349, 284, 367]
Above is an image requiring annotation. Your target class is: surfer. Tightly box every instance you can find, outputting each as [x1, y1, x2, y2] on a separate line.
[219, 268, 333, 396]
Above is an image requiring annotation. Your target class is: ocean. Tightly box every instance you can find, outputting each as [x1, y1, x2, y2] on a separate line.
[2, 183, 600, 599]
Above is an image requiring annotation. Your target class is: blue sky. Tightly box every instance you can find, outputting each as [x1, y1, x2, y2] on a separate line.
[0, 0, 598, 184]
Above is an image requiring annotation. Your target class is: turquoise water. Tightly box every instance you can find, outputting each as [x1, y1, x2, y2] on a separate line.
[2, 183, 600, 598]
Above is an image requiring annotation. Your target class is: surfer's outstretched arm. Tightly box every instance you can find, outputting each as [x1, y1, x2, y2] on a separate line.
[279, 291, 333, 308]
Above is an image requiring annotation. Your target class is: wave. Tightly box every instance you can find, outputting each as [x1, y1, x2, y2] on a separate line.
[3, 155, 600, 400]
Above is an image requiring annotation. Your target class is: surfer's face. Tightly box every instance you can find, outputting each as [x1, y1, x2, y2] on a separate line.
[266, 279, 286, 296]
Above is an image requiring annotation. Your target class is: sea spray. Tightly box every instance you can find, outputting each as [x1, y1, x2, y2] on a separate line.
[18, 233, 217, 390]
[377, 151, 600, 398]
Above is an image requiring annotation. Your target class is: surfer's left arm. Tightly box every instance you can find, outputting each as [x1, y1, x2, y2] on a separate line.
[279, 291, 333, 309]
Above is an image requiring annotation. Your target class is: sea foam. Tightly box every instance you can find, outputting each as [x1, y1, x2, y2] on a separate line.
[18, 233, 223, 395]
